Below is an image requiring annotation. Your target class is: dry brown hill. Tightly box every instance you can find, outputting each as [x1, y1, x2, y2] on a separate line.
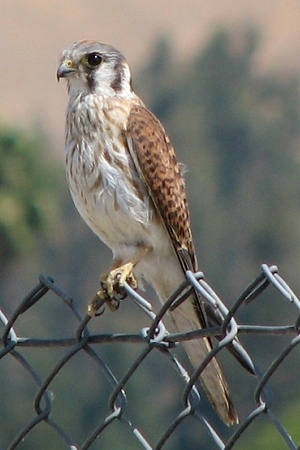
[0, 0, 299, 150]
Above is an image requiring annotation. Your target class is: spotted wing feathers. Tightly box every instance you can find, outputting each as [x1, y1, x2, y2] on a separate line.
[126, 105, 196, 269]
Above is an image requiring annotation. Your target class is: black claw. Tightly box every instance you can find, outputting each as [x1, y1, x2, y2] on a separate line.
[94, 306, 106, 317]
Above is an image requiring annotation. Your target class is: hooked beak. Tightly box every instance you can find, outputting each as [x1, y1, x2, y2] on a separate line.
[56, 59, 77, 81]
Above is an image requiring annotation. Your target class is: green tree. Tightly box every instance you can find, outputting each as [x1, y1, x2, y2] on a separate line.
[137, 29, 300, 446]
[2, 27, 300, 450]
[0, 126, 63, 268]
[141, 28, 300, 293]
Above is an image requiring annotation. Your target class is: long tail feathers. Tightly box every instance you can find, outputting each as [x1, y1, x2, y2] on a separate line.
[170, 295, 239, 425]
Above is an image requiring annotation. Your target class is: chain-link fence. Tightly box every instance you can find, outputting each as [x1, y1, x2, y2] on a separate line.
[1, 264, 300, 449]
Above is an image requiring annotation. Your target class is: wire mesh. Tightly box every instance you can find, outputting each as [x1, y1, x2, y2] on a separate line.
[1, 264, 300, 449]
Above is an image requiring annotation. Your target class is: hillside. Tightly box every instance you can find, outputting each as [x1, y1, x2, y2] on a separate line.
[0, 1, 300, 151]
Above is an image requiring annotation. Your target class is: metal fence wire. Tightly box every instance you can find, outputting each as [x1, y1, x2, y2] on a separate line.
[1, 264, 300, 449]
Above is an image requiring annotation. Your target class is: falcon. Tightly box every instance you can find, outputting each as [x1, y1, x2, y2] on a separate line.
[57, 40, 238, 425]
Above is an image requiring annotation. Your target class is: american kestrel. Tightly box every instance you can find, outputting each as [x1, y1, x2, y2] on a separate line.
[57, 40, 238, 425]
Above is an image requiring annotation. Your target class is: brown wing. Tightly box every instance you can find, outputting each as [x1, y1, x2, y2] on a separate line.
[126, 104, 208, 329]
[126, 104, 238, 425]
[126, 104, 197, 272]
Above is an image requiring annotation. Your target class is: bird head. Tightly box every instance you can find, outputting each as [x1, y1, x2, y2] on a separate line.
[57, 40, 133, 97]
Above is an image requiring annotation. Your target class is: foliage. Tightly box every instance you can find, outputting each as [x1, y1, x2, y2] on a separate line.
[0, 126, 63, 268]
[2, 26, 300, 449]
[139, 28, 300, 298]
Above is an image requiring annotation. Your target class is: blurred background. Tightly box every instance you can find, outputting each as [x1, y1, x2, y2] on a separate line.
[1, 1, 300, 449]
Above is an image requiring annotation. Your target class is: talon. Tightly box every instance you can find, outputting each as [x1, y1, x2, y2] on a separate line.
[103, 262, 138, 298]
[88, 262, 138, 316]
[87, 289, 107, 316]
[95, 307, 106, 317]
[105, 297, 121, 312]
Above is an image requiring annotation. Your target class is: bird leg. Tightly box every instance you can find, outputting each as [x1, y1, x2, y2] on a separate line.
[88, 245, 152, 316]
[103, 261, 137, 298]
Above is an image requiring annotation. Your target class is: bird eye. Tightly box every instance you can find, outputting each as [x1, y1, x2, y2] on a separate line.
[86, 52, 103, 67]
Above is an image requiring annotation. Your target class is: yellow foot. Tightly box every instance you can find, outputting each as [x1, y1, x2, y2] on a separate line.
[103, 262, 138, 298]
[87, 289, 108, 317]
[87, 262, 138, 316]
